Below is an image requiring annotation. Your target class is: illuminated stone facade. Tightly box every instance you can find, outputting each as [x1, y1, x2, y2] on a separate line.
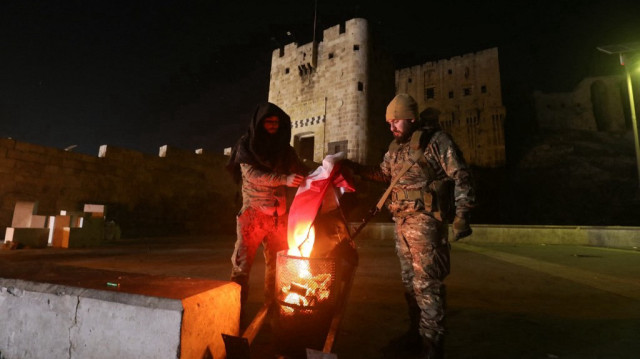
[396, 47, 506, 167]
[268, 18, 394, 165]
[269, 19, 505, 168]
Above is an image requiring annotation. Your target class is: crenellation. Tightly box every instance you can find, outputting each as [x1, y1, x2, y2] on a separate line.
[322, 21, 341, 42]
[268, 18, 390, 165]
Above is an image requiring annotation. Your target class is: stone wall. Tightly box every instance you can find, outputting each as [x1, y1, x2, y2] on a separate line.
[269, 18, 394, 165]
[0, 139, 239, 238]
[395, 47, 507, 167]
[533, 76, 627, 132]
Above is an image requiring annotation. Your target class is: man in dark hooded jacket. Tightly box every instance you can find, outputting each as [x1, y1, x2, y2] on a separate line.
[226, 102, 307, 314]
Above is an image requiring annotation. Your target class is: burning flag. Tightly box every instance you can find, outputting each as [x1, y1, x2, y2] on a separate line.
[274, 152, 358, 355]
[287, 152, 355, 257]
[278, 152, 355, 315]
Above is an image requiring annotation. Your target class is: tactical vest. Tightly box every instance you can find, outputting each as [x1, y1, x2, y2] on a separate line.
[387, 129, 456, 223]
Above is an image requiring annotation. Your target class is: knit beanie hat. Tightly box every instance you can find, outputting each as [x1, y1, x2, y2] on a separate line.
[386, 93, 418, 122]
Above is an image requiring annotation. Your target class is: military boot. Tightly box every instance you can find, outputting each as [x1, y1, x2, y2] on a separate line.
[383, 292, 422, 356]
[231, 275, 249, 328]
[415, 336, 444, 359]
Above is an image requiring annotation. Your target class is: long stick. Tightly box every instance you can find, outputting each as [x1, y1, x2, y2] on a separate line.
[222, 302, 271, 359]
[242, 301, 271, 344]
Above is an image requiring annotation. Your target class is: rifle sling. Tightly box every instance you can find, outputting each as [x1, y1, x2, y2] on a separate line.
[375, 146, 423, 211]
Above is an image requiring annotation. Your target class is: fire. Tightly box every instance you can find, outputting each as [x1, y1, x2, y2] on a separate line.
[280, 270, 332, 315]
[280, 224, 331, 315]
[288, 222, 315, 257]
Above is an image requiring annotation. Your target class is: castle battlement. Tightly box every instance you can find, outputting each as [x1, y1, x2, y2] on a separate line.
[269, 17, 505, 168]
[269, 18, 392, 165]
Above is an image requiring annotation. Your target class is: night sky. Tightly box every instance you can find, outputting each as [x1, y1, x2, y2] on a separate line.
[1, 0, 639, 156]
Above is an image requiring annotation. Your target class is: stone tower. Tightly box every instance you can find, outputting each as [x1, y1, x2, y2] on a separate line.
[268, 18, 394, 165]
[396, 47, 506, 167]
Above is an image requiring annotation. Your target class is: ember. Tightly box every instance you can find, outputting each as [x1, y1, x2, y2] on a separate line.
[276, 250, 336, 315]
[278, 224, 335, 316]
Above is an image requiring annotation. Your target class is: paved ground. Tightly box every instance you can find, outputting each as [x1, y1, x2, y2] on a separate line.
[1, 235, 639, 358]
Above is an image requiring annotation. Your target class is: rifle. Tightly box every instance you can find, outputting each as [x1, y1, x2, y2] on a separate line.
[348, 145, 422, 240]
[350, 206, 379, 240]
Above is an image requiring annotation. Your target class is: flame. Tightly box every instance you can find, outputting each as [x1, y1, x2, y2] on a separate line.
[282, 224, 322, 312]
[287, 223, 315, 258]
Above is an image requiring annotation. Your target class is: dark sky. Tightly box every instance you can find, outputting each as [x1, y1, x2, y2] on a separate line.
[1, 0, 639, 155]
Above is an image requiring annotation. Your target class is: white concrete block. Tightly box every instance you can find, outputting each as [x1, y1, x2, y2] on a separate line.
[0, 272, 240, 359]
[159, 145, 168, 157]
[30, 215, 47, 228]
[67, 217, 104, 248]
[83, 204, 105, 217]
[4, 227, 14, 242]
[60, 211, 84, 227]
[2, 228, 50, 248]
[0, 282, 79, 359]
[51, 216, 71, 248]
[71, 296, 183, 359]
[98, 144, 108, 158]
[11, 201, 38, 228]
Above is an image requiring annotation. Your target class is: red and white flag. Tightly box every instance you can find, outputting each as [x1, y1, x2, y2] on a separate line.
[287, 153, 355, 256]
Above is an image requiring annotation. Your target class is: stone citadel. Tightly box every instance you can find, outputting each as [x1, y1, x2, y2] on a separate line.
[268, 18, 506, 168]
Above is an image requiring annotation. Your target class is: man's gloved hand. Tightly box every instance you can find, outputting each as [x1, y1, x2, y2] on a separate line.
[452, 213, 472, 241]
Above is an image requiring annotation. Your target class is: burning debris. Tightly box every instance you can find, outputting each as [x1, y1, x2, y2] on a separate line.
[277, 251, 336, 312]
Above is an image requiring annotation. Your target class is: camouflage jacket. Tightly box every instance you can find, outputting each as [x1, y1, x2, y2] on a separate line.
[378, 131, 475, 217]
[240, 163, 289, 217]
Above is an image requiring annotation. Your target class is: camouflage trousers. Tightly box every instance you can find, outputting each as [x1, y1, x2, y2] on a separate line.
[231, 206, 289, 305]
[393, 212, 450, 340]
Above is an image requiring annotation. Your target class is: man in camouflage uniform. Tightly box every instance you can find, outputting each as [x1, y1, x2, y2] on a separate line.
[226, 102, 307, 316]
[345, 94, 475, 358]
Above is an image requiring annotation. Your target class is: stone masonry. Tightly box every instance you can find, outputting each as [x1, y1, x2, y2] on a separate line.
[269, 18, 394, 165]
[269, 18, 505, 168]
[396, 47, 507, 167]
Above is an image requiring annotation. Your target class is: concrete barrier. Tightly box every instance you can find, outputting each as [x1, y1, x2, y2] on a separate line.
[0, 264, 240, 359]
[3, 227, 50, 248]
[353, 222, 640, 249]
